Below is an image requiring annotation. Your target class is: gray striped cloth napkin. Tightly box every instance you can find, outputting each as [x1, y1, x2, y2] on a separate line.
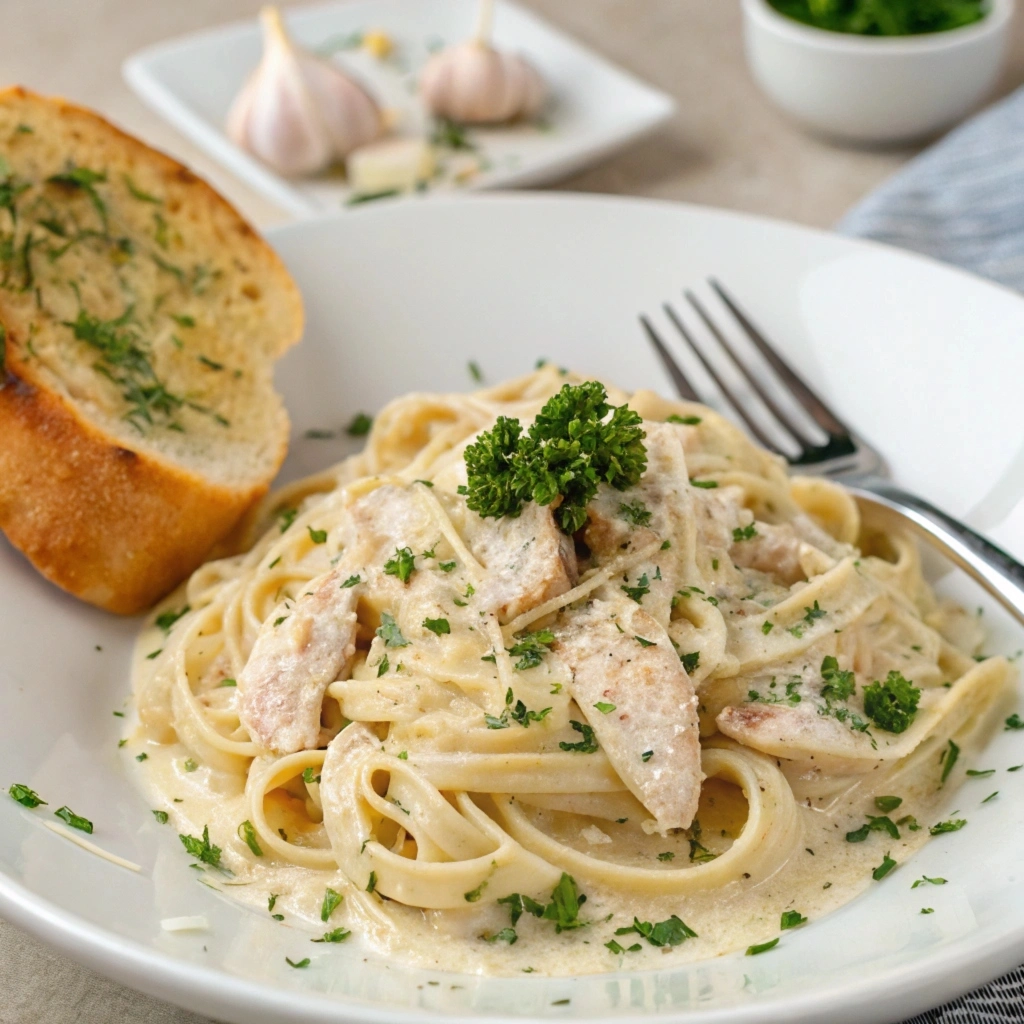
[842, 85, 1024, 1023]
[900, 968, 1024, 1023]
[840, 83, 1024, 293]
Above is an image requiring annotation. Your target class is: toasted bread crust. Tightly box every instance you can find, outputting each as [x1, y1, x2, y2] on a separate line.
[0, 362, 273, 614]
[0, 88, 301, 614]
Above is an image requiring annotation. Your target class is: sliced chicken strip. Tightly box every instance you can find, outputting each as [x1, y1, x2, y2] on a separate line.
[552, 596, 702, 831]
[730, 522, 808, 587]
[239, 571, 360, 753]
[464, 500, 578, 623]
[344, 484, 438, 566]
[584, 422, 694, 563]
[240, 484, 437, 753]
[731, 518, 851, 587]
[584, 424, 697, 627]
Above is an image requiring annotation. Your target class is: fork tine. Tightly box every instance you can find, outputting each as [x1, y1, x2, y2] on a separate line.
[685, 289, 821, 449]
[709, 279, 851, 437]
[662, 303, 786, 456]
[639, 314, 701, 402]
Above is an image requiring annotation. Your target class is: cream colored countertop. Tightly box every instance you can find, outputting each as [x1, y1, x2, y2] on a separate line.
[3, 2, 1024, 1022]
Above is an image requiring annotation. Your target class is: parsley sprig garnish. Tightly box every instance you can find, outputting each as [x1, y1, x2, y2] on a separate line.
[463, 382, 647, 533]
[863, 671, 920, 733]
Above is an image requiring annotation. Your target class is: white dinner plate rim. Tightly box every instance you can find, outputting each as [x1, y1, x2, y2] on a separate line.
[3, 191, 1024, 1024]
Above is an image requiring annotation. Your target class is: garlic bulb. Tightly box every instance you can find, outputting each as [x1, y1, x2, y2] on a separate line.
[420, 42, 546, 124]
[419, 0, 546, 124]
[227, 6, 383, 177]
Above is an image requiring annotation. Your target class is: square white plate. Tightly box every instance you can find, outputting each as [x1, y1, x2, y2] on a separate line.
[123, 0, 676, 216]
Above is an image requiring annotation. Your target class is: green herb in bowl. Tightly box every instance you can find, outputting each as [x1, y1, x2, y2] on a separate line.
[767, 0, 987, 36]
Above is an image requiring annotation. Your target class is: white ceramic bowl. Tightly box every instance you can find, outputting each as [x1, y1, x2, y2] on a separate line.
[741, 0, 1014, 144]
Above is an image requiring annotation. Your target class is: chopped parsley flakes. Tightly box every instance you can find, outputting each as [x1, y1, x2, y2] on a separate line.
[680, 650, 700, 673]
[321, 887, 343, 922]
[940, 739, 960, 784]
[8, 783, 46, 808]
[155, 604, 190, 633]
[376, 612, 410, 648]
[618, 500, 652, 527]
[237, 819, 263, 856]
[383, 546, 415, 583]
[820, 656, 855, 701]
[872, 852, 897, 881]
[507, 629, 555, 671]
[615, 914, 697, 947]
[929, 818, 967, 835]
[846, 815, 900, 842]
[621, 572, 650, 603]
[559, 720, 599, 754]
[346, 412, 372, 436]
[179, 825, 221, 867]
[54, 806, 93, 833]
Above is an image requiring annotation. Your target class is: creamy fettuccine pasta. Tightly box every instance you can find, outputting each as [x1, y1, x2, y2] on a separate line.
[128, 366, 1012, 974]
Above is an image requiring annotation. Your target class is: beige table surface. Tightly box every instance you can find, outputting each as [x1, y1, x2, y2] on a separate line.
[3, 1, 1024, 1022]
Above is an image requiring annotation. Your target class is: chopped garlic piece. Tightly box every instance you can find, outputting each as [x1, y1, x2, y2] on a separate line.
[347, 138, 435, 193]
[581, 825, 612, 846]
[362, 30, 393, 59]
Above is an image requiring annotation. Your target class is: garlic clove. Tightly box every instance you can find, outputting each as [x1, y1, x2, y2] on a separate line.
[420, 41, 546, 125]
[303, 54, 383, 160]
[238, 13, 334, 176]
[226, 6, 384, 177]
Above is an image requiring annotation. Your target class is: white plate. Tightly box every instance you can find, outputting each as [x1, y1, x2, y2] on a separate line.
[122, 0, 675, 216]
[3, 194, 1024, 1024]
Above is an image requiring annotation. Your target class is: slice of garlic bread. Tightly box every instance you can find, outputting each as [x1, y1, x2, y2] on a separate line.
[0, 87, 303, 613]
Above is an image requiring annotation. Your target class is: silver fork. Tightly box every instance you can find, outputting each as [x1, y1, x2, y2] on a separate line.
[641, 279, 1024, 628]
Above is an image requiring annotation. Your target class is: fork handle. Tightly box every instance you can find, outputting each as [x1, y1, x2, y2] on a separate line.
[845, 478, 1024, 629]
